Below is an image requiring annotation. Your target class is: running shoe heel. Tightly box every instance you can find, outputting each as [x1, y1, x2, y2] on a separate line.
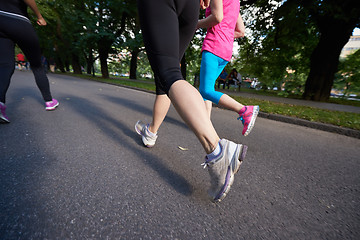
[240, 145, 248, 162]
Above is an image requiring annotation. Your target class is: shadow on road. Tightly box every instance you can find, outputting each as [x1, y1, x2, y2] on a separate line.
[102, 94, 189, 132]
[66, 95, 193, 196]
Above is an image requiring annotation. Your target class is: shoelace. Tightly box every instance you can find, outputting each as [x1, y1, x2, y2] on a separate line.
[237, 115, 245, 125]
[237, 107, 252, 125]
[201, 157, 212, 169]
[237, 106, 247, 124]
[143, 124, 150, 135]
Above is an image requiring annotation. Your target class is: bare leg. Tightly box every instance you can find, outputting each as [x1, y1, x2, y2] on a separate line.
[218, 94, 244, 113]
[169, 80, 220, 154]
[149, 94, 171, 133]
[204, 100, 212, 119]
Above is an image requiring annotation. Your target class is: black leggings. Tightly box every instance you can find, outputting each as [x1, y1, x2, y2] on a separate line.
[0, 13, 52, 103]
[137, 0, 199, 95]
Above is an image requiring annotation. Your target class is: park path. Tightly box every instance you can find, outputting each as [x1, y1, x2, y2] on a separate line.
[1, 70, 359, 239]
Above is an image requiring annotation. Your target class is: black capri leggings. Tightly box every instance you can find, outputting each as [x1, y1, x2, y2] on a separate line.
[0, 13, 52, 103]
[137, 0, 199, 95]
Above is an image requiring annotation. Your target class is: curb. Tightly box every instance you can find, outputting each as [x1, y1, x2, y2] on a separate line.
[87, 79, 360, 140]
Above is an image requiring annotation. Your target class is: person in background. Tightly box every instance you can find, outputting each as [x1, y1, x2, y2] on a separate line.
[49, 57, 56, 73]
[16, 52, 25, 70]
[0, 0, 59, 124]
[217, 69, 228, 89]
[197, 0, 259, 135]
[226, 68, 242, 90]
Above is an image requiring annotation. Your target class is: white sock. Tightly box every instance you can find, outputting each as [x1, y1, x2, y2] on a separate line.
[206, 142, 222, 161]
[146, 125, 157, 137]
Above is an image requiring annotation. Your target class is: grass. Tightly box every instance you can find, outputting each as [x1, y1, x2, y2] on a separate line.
[240, 87, 360, 107]
[328, 97, 360, 108]
[69, 73, 156, 92]
[231, 96, 360, 130]
[62, 73, 360, 131]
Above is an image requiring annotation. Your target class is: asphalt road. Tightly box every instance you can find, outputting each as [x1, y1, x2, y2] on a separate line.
[1, 71, 359, 239]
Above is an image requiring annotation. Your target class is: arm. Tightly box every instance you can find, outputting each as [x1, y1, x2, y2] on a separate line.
[23, 0, 47, 26]
[234, 13, 245, 38]
[197, 0, 223, 29]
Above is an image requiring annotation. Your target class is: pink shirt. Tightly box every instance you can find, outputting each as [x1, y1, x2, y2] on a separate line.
[202, 0, 240, 61]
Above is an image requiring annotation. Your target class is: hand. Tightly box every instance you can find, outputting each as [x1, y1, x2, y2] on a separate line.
[234, 30, 245, 38]
[200, 0, 210, 10]
[37, 16, 47, 26]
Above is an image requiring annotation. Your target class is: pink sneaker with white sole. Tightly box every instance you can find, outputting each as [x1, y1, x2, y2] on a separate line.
[238, 105, 259, 136]
[45, 99, 59, 111]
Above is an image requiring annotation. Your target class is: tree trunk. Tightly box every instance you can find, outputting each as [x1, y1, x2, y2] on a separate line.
[86, 49, 93, 75]
[98, 39, 111, 79]
[65, 61, 70, 72]
[302, 31, 348, 101]
[130, 48, 139, 79]
[99, 49, 109, 78]
[181, 55, 186, 80]
[72, 53, 82, 74]
[56, 57, 65, 73]
[303, 0, 360, 101]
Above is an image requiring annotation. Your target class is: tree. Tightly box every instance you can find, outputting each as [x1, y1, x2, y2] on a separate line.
[236, 0, 315, 92]
[34, 0, 88, 74]
[125, 5, 143, 80]
[90, 0, 129, 78]
[240, 0, 360, 101]
[302, 0, 360, 101]
[335, 49, 360, 96]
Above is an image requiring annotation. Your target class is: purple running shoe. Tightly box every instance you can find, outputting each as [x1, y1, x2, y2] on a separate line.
[0, 102, 10, 123]
[45, 99, 59, 111]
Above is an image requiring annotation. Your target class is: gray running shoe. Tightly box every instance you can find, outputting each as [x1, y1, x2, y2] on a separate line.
[202, 139, 248, 202]
[135, 120, 158, 147]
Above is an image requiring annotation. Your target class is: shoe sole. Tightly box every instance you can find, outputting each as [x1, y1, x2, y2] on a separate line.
[46, 102, 59, 111]
[213, 144, 248, 203]
[0, 116, 10, 123]
[243, 106, 259, 136]
[141, 134, 156, 147]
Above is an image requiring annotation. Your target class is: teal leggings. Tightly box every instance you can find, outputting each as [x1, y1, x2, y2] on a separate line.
[199, 51, 228, 104]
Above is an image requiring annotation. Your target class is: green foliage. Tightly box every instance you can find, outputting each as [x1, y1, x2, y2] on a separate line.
[33, 0, 360, 96]
[185, 34, 204, 81]
[237, 0, 318, 93]
[230, 96, 360, 130]
[239, 0, 360, 101]
[32, 0, 137, 74]
[335, 49, 360, 95]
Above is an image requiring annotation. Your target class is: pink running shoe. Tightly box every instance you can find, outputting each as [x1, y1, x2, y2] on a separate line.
[238, 105, 259, 136]
[0, 102, 10, 123]
[45, 99, 59, 111]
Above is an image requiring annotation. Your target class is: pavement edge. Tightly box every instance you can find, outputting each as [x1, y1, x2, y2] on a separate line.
[83, 79, 360, 140]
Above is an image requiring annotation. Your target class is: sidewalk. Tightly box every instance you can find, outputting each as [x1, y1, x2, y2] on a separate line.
[218, 88, 360, 139]
[93, 76, 360, 139]
[115, 77, 360, 114]
[218, 88, 360, 114]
